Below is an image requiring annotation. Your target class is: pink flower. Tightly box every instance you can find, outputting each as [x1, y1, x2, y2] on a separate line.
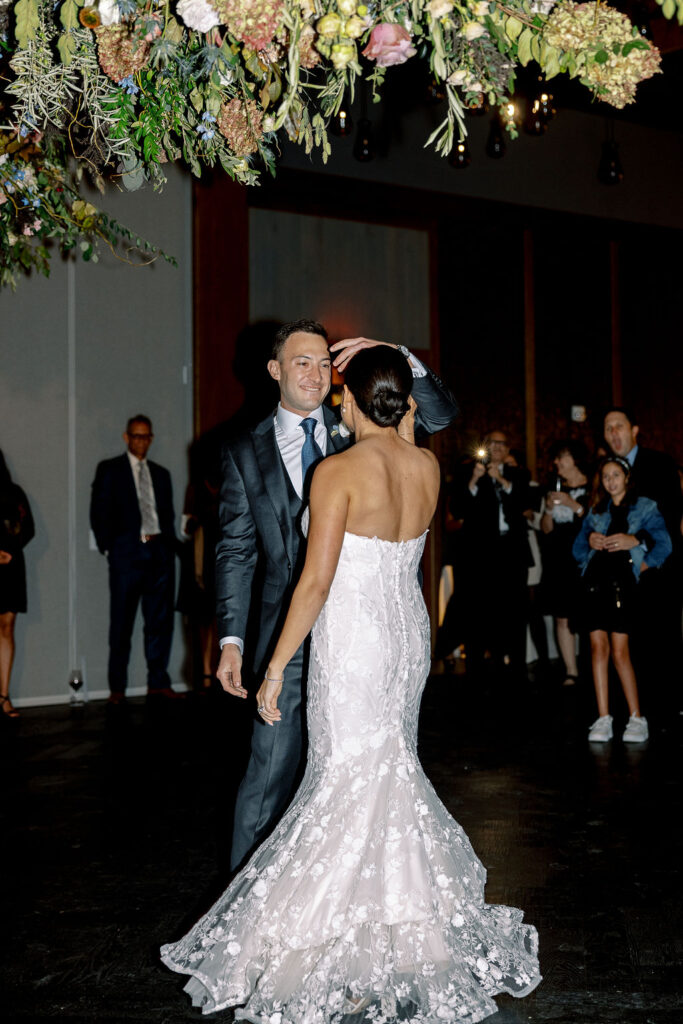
[362, 22, 416, 67]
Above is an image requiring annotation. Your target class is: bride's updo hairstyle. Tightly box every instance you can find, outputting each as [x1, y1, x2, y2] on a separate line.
[344, 346, 413, 429]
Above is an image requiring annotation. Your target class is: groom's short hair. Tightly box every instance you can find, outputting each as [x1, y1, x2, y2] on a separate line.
[272, 319, 328, 361]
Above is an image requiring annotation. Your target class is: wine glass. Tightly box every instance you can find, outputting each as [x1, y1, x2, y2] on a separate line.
[68, 669, 84, 707]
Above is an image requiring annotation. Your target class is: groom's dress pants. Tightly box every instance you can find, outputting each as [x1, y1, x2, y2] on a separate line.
[230, 642, 307, 871]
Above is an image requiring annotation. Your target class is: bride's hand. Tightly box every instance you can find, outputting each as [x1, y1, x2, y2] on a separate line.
[255, 674, 283, 725]
[398, 395, 418, 444]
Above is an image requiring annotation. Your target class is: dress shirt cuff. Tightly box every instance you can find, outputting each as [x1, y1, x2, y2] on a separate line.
[500, 481, 512, 494]
[407, 352, 427, 378]
[219, 636, 244, 654]
[469, 484, 479, 496]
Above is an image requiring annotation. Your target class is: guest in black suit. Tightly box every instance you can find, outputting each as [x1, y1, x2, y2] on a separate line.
[215, 319, 458, 870]
[604, 408, 682, 542]
[451, 431, 532, 677]
[604, 407, 682, 720]
[90, 416, 178, 704]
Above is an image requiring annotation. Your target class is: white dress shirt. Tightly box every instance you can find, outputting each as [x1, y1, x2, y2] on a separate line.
[127, 451, 160, 538]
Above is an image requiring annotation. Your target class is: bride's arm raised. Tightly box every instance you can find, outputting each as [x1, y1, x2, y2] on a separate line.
[256, 457, 350, 724]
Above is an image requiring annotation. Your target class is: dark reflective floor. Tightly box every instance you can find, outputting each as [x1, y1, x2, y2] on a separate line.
[2, 667, 681, 1023]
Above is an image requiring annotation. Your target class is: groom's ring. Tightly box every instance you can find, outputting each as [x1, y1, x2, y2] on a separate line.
[257, 705, 266, 714]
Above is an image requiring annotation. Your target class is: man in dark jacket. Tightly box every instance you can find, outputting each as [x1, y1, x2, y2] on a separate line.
[604, 407, 682, 721]
[451, 431, 532, 677]
[90, 416, 178, 703]
[604, 408, 682, 543]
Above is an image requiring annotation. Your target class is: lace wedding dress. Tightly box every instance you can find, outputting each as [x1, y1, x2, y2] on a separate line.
[161, 529, 541, 1022]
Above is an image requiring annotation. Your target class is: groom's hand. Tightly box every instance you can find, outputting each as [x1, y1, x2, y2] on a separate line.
[217, 644, 248, 699]
[330, 336, 400, 373]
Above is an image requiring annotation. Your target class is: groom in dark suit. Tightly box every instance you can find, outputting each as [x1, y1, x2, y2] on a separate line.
[216, 319, 458, 870]
[90, 415, 178, 704]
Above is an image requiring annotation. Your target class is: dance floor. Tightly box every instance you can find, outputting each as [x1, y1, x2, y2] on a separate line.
[2, 670, 681, 1023]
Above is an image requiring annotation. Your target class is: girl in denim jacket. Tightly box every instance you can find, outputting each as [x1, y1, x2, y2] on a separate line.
[573, 456, 672, 744]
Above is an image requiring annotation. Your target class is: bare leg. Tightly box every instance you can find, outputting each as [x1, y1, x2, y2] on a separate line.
[590, 630, 610, 717]
[556, 617, 578, 678]
[610, 632, 641, 717]
[0, 612, 17, 713]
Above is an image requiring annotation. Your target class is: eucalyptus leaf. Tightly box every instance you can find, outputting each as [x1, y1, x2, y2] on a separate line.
[517, 28, 533, 66]
[14, 0, 40, 49]
[505, 17, 523, 42]
[57, 32, 78, 66]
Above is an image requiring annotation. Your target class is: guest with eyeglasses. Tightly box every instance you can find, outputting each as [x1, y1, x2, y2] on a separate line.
[90, 415, 179, 704]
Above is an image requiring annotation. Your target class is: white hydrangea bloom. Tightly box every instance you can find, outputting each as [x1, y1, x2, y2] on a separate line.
[176, 0, 221, 32]
[98, 0, 121, 26]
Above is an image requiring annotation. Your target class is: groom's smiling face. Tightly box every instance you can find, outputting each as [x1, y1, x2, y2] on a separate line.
[268, 331, 332, 416]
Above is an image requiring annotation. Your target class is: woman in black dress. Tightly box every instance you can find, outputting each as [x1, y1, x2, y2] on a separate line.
[540, 440, 590, 686]
[0, 451, 35, 719]
[573, 457, 672, 744]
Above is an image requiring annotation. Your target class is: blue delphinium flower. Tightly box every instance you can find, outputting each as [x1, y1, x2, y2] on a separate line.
[196, 112, 217, 142]
[118, 76, 140, 96]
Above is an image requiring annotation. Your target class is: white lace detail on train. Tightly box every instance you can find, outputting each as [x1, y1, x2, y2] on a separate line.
[161, 529, 541, 1022]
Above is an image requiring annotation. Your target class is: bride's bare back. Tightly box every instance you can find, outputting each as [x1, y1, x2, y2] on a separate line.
[335, 434, 440, 543]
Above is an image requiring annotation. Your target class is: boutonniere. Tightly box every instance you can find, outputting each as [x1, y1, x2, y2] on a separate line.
[330, 424, 339, 438]
[331, 422, 350, 440]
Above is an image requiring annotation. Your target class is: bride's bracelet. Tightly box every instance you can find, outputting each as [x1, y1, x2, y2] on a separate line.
[265, 674, 284, 682]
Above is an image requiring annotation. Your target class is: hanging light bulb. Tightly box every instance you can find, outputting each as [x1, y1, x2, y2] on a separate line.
[353, 118, 375, 162]
[425, 76, 446, 105]
[501, 101, 518, 133]
[597, 140, 624, 185]
[485, 118, 506, 158]
[449, 138, 471, 169]
[330, 107, 353, 137]
[525, 85, 555, 135]
[632, 0, 653, 38]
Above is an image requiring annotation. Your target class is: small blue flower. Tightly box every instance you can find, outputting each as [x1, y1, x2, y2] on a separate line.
[118, 75, 139, 96]
[196, 112, 217, 142]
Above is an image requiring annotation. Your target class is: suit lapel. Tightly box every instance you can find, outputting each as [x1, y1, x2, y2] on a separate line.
[323, 406, 348, 453]
[252, 414, 294, 562]
[120, 453, 139, 504]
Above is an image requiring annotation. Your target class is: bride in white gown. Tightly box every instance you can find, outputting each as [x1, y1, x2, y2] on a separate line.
[161, 346, 541, 1022]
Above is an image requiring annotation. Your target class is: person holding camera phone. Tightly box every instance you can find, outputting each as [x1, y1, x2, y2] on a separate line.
[451, 431, 533, 679]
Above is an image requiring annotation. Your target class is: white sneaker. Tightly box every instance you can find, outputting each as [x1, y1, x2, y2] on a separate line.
[622, 714, 648, 743]
[588, 715, 613, 742]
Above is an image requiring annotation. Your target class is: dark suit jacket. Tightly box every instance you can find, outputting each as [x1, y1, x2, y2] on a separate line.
[216, 367, 458, 674]
[629, 446, 682, 546]
[451, 462, 533, 569]
[90, 453, 175, 558]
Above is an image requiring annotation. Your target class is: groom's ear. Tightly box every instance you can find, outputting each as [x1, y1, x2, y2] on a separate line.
[267, 359, 281, 382]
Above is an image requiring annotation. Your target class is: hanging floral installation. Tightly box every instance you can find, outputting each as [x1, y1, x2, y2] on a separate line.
[1, 0, 679, 285]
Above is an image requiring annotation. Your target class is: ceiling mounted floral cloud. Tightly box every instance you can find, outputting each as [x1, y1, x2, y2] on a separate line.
[1, 0, 680, 284]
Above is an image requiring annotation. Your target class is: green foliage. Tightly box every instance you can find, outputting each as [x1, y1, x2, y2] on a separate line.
[0, 0, 666, 287]
[14, 0, 40, 49]
[657, 0, 683, 25]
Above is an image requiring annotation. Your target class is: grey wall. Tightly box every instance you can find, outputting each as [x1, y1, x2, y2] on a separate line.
[0, 165, 192, 705]
[249, 209, 430, 345]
